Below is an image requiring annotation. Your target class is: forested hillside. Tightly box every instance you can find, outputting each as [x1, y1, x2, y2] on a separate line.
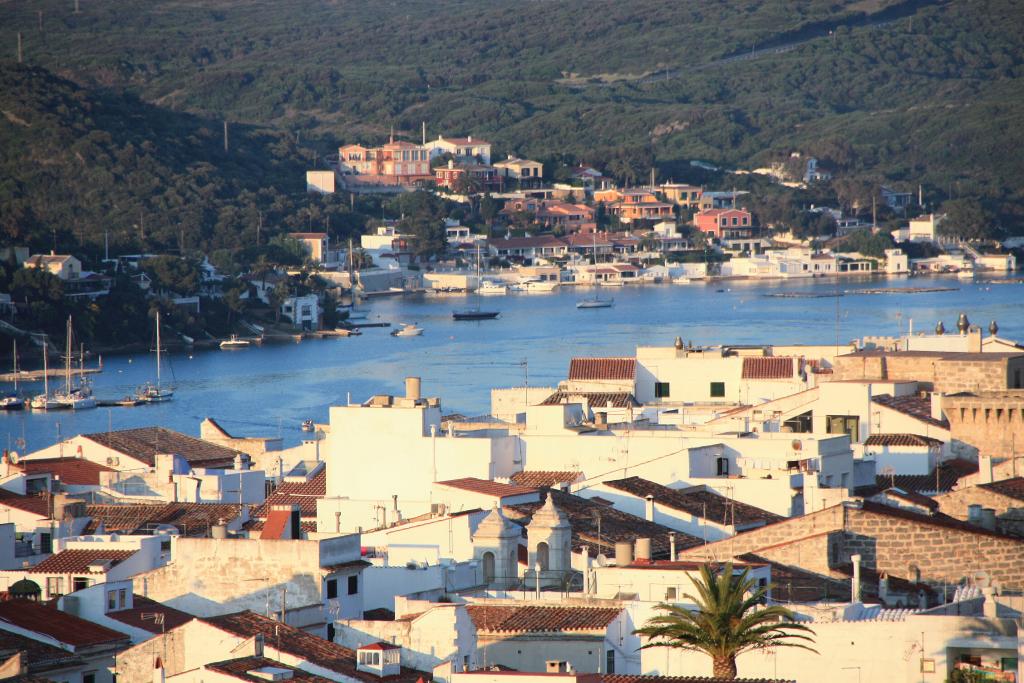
[1, 0, 1023, 240]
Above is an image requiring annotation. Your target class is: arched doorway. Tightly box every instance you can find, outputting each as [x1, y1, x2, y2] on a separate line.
[482, 552, 495, 584]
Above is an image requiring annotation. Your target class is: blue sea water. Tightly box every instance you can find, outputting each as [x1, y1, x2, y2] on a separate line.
[5, 275, 1023, 453]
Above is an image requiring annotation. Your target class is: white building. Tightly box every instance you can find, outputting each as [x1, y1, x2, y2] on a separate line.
[307, 170, 337, 194]
[425, 135, 493, 165]
[281, 294, 320, 331]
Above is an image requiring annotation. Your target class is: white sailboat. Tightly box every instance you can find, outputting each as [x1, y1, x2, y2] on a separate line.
[54, 316, 95, 410]
[137, 311, 175, 403]
[30, 339, 61, 411]
[0, 340, 24, 410]
[577, 232, 614, 309]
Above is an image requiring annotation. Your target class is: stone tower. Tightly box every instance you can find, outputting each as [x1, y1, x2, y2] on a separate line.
[526, 494, 572, 585]
[472, 505, 520, 589]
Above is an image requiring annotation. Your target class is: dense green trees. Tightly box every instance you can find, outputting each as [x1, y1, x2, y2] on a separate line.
[939, 199, 995, 241]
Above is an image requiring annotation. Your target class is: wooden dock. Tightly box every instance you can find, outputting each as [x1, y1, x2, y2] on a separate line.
[0, 368, 101, 384]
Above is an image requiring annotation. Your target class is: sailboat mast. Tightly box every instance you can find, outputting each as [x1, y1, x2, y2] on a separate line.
[155, 311, 161, 390]
[12, 340, 17, 392]
[65, 316, 72, 394]
[42, 340, 48, 398]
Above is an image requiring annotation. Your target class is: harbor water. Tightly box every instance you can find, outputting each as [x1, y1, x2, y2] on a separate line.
[5, 275, 1023, 453]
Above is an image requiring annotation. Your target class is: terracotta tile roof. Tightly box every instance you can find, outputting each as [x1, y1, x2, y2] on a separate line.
[260, 508, 293, 539]
[567, 358, 636, 381]
[540, 391, 639, 408]
[26, 549, 136, 574]
[83, 426, 241, 467]
[864, 433, 944, 448]
[602, 478, 784, 528]
[871, 395, 949, 428]
[436, 478, 538, 498]
[737, 553, 851, 603]
[878, 487, 940, 511]
[205, 656, 336, 682]
[741, 357, 795, 380]
[488, 236, 568, 249]
[246, 519, 318, 534]
[509, 471, 583, 488]
[606, 675, 794, 683]
[84, 502, 243, 536]
[0, 489, 51, 517]
[360, 642, 401, 651]
[0, 600, 129, 648]
[14, 458, 114, 485]
[466, 605, 621, 633]
[980, 477, 1024, 501]
[249, 470, 327, 521]
[106, 595, 195, 634]
[507, 490, 703, 558]
[873, 458, 976, 494]
[0, 629, 82, 671]
[857, 500, 1017, 539]
[203, 611, 427, 683]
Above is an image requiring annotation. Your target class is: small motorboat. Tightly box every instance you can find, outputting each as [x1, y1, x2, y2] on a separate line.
[478, 280, 508, 295]
[518, 279, 559, 293]
[453, 310, 500, 321]
[0, 394, 24, 411]
[672, 276, 692, 285]
[220, 335, 251, 349]
[334, 327, 362, 337]
[598, 280, 624, 287]
[301, 419, 315, 432]
[576, 297, 614, 309]
[391, 323, 424, 337]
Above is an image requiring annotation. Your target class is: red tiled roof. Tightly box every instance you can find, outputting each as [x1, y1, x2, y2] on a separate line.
[466, 605, 621, 633]
[84, 502, 242, 536]
[436, 478, 537, 498]
[871, 395, 949, 429]
[864, 433, 944, 448]
[106, 595, 195, 634]
[602, 477, 784, 528]
[0, 489, 51, 517]
[509, 471, 582, 488]
[360, 642, 401, 651]
[205, 656, 336, 682]
[741, 357, 795, 380]
[0, 629, 82, 670]
[203, 611, 427, 683]
[0, 600, 129, 648]
[874, 458, 977, 494]
[26, 549, 136, 574]
[14, 457, 114, 486]
[980, 477, 1024, 502]
[82, 426, 241, 467]
[260, 508, 293, 540]
[249, 470, 326, 520]
[606, 675, 794, 683]
[568, 358, 636, 381]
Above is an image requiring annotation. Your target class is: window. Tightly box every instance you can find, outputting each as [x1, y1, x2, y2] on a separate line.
[840, 473, 849, 489]
[327, 579, 338, 599]
[482, 552, 495, 583]
[39, 532, 52, 554]
[664, 587, 677, 600]
[46, 577, 62, 598]
[536, 542, 549, 571]
[347, 575, 358, 595]
[716, 457, 729, 476]
[359, 651, 381, 666]
[326, 623, 336, 642]
[73, 577, 92, 592]
[654, 382, 670, 398]
[83, 673, 96, 683]
[710, 382, 725, 398]
[107, 590, 118, 611]
[826, 415, 860, 441]
[606, 650, 616, 674]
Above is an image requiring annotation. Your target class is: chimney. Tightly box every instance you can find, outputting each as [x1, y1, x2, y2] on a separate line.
[211, 519, 228, 540]
[644, 495, 655, 522]
[878, 572, 889, 604]
[634, 537, 652, 562]
[967, 327, 982, 353]
[979, 454, 993, 484]
[614, 541, 633, 566]
[850, 553, 862, 603]
[668, 532, 676, 561]
[405, 377, 421, 401]
[982, 586, 998, 618]
[545, 661, 569, 674]
[580, 546, 592, 594]
[930, 392, 944, 423]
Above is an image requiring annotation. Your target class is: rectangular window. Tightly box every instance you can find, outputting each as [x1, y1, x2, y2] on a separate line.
[39, 532, 52, 554]
[716, 457, 729, 476]
[73, 577, 92, 592]
[348, 575, 358, 595]
[826, 415, 860, 441]
[107, 591, 118, 611]
[654, 382, 670, 398]
[710, 382, 725, 398]
[327, 579, 338, 599]
[119, 588, 127, 609]
[606, 650, 616, 674]
[46, 577, 63, 598]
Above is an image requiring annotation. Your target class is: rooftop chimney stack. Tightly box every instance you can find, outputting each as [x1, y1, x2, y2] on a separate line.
[645, 495, 655, 522]
[979, 454, 994, 484]
[635, 537, 652, 562]
[405, 376, 421, 401]
[851, 553, 862, 603]
[614, 541, 633, 566]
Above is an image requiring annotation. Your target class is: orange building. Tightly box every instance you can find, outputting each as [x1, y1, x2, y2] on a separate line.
[338, 140, 432, 182]
[694, 208, 753, 238]
[597, 189, 674, 223]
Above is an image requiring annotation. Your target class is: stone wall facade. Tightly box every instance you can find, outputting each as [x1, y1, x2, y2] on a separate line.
[944, 391, 1024, 458]
[934, 485, 1024, 537]
[832, 353, 1023, 393]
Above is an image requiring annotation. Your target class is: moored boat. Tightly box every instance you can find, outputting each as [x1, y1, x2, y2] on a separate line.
[391, 323, 424, 337]
[220, 335, 251, 349]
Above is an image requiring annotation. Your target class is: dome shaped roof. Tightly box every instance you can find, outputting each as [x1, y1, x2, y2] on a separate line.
[9, 578, 41, 598]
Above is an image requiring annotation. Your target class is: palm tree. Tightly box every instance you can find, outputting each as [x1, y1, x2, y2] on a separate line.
[634, 563, 815, 679]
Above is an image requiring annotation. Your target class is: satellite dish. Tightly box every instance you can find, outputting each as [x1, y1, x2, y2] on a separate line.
[595, 554, 609, 567]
